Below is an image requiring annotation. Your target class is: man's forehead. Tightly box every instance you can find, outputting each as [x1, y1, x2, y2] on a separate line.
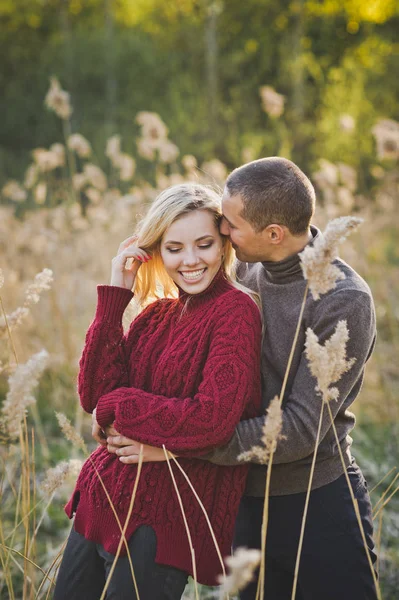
[222, 190, 243, 208]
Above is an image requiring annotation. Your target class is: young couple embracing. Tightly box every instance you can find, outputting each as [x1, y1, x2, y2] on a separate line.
[54, 157, 378, 600]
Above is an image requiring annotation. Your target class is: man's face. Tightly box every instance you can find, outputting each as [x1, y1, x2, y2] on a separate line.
[221, 190, 272, 262]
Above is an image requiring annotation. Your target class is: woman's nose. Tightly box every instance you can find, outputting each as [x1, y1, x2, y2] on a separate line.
[182, 249, 200, 266]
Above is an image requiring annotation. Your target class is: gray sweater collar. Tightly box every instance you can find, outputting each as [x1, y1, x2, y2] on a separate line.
[261, 225, 320, 284]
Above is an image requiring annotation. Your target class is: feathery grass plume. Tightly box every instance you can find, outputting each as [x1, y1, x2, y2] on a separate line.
[105, 135, 136, 180]
[32, 147, 65, 172]
[1, 180, 27, 202]
[1, 350, 49, 439]
[182, 154, 197, 172]
[158, 141, 179, 164]
[67, 134, 92, 158]
[41, 459, 82, 496]
[83, 164, 108, 192]
[86, 187, 102, 204]
[118, 154, 136, 181]
[34, 182, 47, 205]
[0, 306, 30, 334]
[45, 77, 72, 120]
[259, 85, 285, 118]
[372, 118, 399, 161]
[339, 114, 355, 132]
[73, 172, 88, 192]
[238, 396, 284, 464]
[299, 216, 362, 300]
[305, 320, 355, 402]
[25, 269, 53, 305]
[106, 134, 121, 160]
[136, 111, 168, 141]
[0, 269, 53, 334]
[218, 547, 261, 596]
[0, 268, 4, 289]
[56, 412, 87, 453]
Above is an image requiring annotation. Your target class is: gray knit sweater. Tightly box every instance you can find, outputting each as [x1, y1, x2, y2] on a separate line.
[204, 226, 376, 496]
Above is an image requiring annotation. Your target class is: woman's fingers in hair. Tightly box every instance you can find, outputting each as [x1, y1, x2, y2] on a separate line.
[113, 247, 151, 269]
[117, 234, 139, 254]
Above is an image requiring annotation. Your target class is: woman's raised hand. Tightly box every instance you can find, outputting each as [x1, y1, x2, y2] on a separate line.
[110, 234, 151, 290]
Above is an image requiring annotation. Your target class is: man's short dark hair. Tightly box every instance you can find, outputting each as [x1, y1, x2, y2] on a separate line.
[226, 157, 315, 235]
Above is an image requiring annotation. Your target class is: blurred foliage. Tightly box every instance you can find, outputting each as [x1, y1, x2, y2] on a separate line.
[0, 0, 398, 186]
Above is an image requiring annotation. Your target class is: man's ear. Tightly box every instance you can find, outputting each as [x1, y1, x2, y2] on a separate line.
[264, 224, 285, 244]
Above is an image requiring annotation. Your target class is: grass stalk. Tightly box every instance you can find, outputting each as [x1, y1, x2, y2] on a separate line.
[89, 456, 139, 596]
[369, 467, 397, 495]
[376, 511, 383, 576]
[34, 538, 68, 600]
[372, 472, 399, 517]
[163, 445, 200, 600]
[373, 486, 399, 521]
[169, 454, 226, 581]
[291, 401, 324, 600]
[0, 293, 18, 366]
[325, 402, 381, 600]
[0, 520, 16, 600]
[99, 444, 143, 600]
[0, 543, 53, 583]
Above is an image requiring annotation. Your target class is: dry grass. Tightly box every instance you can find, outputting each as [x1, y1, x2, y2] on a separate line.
[0, 80, 398, 598]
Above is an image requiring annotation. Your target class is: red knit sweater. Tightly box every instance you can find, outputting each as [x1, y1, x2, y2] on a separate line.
[65, 269, 262, 585]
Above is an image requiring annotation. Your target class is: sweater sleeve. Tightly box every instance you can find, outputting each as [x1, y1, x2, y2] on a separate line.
[95, 296, 262, 454]
[78, 285, 137, 413]
[203, 289, 376, 466]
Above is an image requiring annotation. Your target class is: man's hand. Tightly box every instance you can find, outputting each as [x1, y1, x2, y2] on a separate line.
[105, 430, 169, 464]
[92, 408, 107, 446]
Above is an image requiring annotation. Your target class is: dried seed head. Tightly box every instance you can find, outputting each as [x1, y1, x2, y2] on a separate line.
[218, 547, 261, 595]
[1, 350, 49, 439]
[41, 459, 83, 495]
[300, 216, 363, 300]
[24, 269, 53, 306]
[45, 77, 72, 120]
[83, 164, 108, 192]
[239, 396, 284, 464]
[1, 180, 27, 202]
[56, 412, 87, 453]
[68, 134, 92, 158]
[259, 85, 285, 118]
[305, 320, 356, 402]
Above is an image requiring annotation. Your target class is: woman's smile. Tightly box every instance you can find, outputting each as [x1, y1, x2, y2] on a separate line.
[179, 267, 207, 283]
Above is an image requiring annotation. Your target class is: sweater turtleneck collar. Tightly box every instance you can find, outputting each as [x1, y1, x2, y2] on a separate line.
[261, 225, 320, 284]
[177, 267, 232, 306]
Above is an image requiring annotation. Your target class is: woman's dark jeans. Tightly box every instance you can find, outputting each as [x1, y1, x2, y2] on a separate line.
[53, 525, 188, 600]
[234, 461, 378, 600]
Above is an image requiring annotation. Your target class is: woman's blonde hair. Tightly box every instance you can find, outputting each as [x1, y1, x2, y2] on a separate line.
[133, 182, 258, 308]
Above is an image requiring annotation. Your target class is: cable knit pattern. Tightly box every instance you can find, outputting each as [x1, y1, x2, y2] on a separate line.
[65, 269, 261, 585]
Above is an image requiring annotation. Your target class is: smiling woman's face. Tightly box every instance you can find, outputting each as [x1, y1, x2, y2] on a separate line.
[160, 209, 224, 294]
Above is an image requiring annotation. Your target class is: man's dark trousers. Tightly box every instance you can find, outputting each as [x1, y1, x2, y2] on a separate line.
[234, 461, 378, 600]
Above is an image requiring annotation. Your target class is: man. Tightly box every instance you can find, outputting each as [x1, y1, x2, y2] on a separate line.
[102, 157, 377, 599]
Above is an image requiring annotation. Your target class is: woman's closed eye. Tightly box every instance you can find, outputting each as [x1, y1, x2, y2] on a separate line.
[166, 242, 213, 253]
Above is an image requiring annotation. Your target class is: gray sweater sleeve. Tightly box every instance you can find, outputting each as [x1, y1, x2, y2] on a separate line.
[203, 289, 376, 466]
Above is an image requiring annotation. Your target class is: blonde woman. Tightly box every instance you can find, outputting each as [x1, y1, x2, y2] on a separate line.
[54, 183, 262, 600]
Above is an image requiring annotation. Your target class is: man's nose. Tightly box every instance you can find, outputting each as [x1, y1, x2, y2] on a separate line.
[220, 217, 230, 235]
